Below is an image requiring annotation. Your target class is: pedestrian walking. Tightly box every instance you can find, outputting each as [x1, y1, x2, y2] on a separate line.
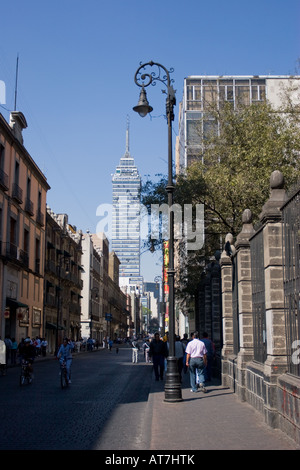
[181, 333, 189, 373]
[11, 338, 18, 365]
[175, 335, 185, 381]
[34, 337, 41, 356]
[4, 336, 12, 364]
[0, 337, 6, 375]
[131, 340, 139, 363]
[41, 338, 48, 357]
[185, 331, 207, 393]
[149, 333, 168, 381]
[143, 340, 151, 363]
[200, 332, 215, 382]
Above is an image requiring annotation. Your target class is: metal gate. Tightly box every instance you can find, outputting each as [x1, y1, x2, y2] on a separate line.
[232, 255, 239, 356]
[250, 227, 267, 363]
[282, 183, 300, 377]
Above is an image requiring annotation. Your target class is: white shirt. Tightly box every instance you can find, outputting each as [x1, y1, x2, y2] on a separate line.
[185, 338, 207, 358]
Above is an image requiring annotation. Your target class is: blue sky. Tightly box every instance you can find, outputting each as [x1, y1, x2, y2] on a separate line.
[0, 0, 299, 281]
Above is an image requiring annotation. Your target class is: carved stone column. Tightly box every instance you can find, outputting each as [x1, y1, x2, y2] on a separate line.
[220, 233, 235, 387]
[235, 209, 255, 400]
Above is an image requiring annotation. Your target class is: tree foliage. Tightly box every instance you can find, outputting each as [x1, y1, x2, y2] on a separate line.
[141, 91, 300, 297]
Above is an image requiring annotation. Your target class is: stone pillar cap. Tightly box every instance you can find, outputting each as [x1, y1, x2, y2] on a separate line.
[259, 171, 288, 223]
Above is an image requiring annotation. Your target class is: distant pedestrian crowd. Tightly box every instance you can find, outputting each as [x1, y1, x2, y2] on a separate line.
[0, 335, 48, 366]
[128, 331, 216, 391]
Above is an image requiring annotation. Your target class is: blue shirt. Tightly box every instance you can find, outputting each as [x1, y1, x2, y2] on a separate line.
[57, 342, 74, 360]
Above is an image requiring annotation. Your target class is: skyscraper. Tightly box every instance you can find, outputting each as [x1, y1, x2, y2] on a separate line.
[111, 120, 143, 292]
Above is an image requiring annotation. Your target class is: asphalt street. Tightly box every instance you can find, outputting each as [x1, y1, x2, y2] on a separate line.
[0, 345, 152, 450]
[0, 344, 299, 455]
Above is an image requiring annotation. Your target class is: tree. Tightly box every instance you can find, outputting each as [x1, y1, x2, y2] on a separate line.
[141, 94, 300, 299]
[174, 98, 300, 296]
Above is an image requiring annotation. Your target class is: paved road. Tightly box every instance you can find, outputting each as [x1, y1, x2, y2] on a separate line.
[1, 344, 299, 453]
[0, 345, 152, 450]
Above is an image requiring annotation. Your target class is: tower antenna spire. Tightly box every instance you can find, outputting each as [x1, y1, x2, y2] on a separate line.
[125, 115, 130, 156]
[14, 54, 19, 111]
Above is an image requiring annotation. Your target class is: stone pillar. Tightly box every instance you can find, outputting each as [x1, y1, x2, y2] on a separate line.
[220, 233, 235, 387]
[258, 170, 288, 427]
[204, 264, 212, 337]
[235, 209, 255, 401]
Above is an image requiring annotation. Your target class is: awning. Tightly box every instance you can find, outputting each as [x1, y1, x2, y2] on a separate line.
[46, 322, 65, 330]
[6, 298, 28, 309]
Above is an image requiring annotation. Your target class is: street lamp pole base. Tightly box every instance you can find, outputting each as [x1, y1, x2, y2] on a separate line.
[164, 356, 183, 402]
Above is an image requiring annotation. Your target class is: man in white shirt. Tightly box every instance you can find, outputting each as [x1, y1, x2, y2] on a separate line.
[185, 331, 207, 393]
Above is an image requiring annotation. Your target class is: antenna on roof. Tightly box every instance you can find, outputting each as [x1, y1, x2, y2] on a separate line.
[14, 54, 19, 111]
[125, 114, 130, 156]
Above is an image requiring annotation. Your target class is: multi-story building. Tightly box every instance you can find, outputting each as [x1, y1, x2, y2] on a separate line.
[44, 209, 83, 353]
[111, 123, 143, 293]
[176, 75, 300, 170]
[108, 251, 130, 340]
[81, 232, 104, 342]
[89, 232, 109, 338]
[141, 288, 159, 334]
[0, 111, 50, 342]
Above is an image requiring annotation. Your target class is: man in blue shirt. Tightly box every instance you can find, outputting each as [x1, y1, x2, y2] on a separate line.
[57, 338, 74, 383]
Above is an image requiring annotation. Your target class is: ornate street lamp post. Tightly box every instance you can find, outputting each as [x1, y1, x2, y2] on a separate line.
[133, 61, 182, 402]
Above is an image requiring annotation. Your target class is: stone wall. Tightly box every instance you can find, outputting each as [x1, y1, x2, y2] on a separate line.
[221, 171, 300, 446]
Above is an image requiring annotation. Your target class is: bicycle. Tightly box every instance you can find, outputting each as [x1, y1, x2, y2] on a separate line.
[60, 360, 71, 389]
[20, 360, 33, 386]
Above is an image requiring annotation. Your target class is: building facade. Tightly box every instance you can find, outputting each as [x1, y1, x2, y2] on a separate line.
[0, 111, 50, 343]
[90, 232, 110, 338]
[108, 251, 130, 340]
[80, 230, 103, 342]
[44, 209, 83, 353]
[176, 75, 300, 171]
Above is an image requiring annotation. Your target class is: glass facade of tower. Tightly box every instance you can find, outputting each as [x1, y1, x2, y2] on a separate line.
[111, 148, 142, 285]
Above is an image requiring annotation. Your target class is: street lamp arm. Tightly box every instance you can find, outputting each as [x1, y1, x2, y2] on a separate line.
[134, 61, 175, 92]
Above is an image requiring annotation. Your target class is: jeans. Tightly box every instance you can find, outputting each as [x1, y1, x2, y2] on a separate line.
[153, 355, 165, 380]
[189, 357, 205, 391]
[60, 358, 72, 381]
[132, 348, 138, 363]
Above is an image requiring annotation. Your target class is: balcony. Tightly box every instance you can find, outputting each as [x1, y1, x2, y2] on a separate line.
[0, 169, 9, 191]
[25, 198, 34, 216]
[45, 293, 57, 308]
[12, 183, 23, 204]
[19, 250, 29, 268]
[36, 209, 44, 226]
[5, 242, 18, 260]
[45, 259, 57, 274]
[4, 243, 28, 268]
[69, 303, 81, 315]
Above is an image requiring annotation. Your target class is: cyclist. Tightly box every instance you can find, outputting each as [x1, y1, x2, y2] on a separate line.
[19, 338, 35, 378]
[57, 337, 74, 384]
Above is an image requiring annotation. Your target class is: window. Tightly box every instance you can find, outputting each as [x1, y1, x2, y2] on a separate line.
[24, 228, 29, 254]
[236, 86, 250, 107]
[14, 161, 20, 184]
[0, 143, 4, 169]
[35, 238, 40, 273]
[27, 178, 31, 199]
